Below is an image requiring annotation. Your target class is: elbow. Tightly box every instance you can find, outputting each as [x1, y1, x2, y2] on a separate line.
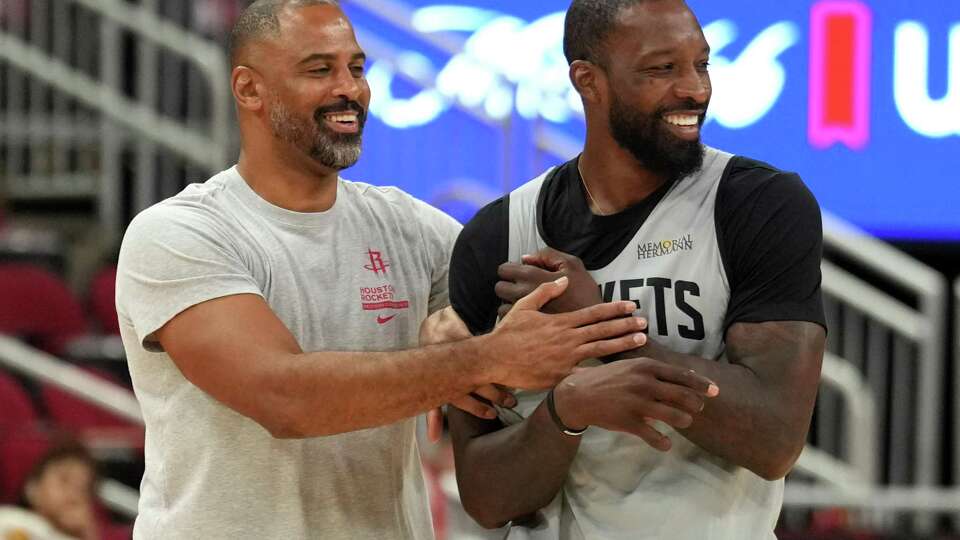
[459, 491, 509, 530]
[265, 420, 308, 439]
[752, 443, 804, 481]
[261, 412, 310, 439]
[254, 374, 334, 439]
[253, 398, 315, 439]
[467, 508, 509, 530]
[754, 461, 792, 481]
[458, 480, 552, 530]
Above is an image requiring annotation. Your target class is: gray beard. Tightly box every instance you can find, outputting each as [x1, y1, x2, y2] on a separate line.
[270, 98, 362, 171]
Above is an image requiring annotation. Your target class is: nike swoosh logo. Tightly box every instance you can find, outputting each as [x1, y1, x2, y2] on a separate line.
[377, 315, 397, 325]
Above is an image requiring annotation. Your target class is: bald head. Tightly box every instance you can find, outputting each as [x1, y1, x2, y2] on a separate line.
[230, 0, 340, 67]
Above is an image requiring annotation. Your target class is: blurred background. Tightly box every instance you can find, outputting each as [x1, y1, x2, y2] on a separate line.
[0, 0, 957, 538]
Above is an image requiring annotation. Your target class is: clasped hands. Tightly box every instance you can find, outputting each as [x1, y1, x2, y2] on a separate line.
[421, 248, 718, 450]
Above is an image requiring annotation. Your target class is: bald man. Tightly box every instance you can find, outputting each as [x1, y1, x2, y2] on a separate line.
[115, 1, 652, 538]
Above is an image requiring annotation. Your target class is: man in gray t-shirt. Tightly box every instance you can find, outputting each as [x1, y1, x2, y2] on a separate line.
[116, 1, 662, 538]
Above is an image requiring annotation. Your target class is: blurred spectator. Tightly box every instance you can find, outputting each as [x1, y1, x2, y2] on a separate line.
[0, 441, 100, 540]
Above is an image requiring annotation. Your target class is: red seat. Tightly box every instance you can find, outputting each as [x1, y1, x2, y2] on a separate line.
[0, 263, 88, 355]
[0, 370, 37, 434]
[0, 429, 50, 504]
[100, 522, 134, 540]
[40, 369, 143, 448]
[88, 265, 120, 335]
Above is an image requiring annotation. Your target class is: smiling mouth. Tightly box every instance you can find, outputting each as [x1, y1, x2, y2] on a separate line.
[322, 111, 361, 133]
[661, 112, 704, 140]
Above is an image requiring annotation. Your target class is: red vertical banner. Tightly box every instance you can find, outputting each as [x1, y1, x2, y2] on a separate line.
[809, 1, 873, 150]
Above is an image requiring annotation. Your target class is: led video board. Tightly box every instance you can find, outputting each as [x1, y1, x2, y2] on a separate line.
[343, 0, 958, 240]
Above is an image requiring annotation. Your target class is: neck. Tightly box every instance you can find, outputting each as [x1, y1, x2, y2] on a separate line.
[236, 138, 340, 213]
[578, 127, 669, 215]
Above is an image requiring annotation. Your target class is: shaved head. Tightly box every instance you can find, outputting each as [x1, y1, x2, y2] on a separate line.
[230, 0, 341, 66]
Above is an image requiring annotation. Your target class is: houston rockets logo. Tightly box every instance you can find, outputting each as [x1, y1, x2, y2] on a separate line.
[363, 249, 391, 276]
[360, 249, 409, 320]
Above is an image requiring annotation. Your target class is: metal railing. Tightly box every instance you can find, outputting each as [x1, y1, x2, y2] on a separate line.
[781, 215, 948, 532]
[955, 276, 960, 498]
[0, 0, 234, 235]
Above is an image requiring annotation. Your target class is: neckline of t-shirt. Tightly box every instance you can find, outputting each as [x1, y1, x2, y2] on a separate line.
[224, 166, 343, 228]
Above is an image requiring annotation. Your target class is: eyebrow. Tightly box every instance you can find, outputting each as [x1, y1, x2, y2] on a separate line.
[297, 52, 367, 65]
[641, 45, 712, 59]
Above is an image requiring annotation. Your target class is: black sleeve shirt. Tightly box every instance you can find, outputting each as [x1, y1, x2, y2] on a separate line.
[449, 155, 826, 337]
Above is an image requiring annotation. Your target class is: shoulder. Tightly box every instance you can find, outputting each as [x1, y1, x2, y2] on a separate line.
[460, 195, 509, 247]
[718, 156, 819, 217]
[342, 180, 450, 220]
[120, 174, 246, 266]
[341, 179, 462, 244]
[0, 506, 62, 536]
[341, 179, 410, 203]
[124, 193, 227, 248]
[126, 169, 236, 234]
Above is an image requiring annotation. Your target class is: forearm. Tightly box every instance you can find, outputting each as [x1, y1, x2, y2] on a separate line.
[630, 340, 810, 479]
[449, 402, 580, 528]
[261, 339, 495, 438]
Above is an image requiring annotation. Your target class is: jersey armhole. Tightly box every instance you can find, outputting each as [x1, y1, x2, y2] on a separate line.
[713, 155, 741, 287]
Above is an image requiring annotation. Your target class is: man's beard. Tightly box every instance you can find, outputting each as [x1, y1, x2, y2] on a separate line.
[269, 95, 365, 171]
[608, 92, 706, 182]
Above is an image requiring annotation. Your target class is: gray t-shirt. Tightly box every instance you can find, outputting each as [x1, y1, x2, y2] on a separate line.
[116, 166, 461, 539]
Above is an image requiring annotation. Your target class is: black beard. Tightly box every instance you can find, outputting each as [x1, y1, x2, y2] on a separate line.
[608, 93, 706, 182]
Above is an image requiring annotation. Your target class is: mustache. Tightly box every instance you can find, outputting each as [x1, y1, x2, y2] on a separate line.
[314, 100, 366, 120]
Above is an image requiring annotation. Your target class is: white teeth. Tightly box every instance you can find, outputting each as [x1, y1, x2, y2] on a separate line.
[326, 113, 357, 123]
[664, 114, 698, 127]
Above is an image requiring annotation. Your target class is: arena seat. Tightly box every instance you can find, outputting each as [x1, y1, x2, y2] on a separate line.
[39, 368, 143, 448]
[0, 263, 88, 356]
[38, 369, 142, 455]
[0, 371, 37, 434]
[0, 429, 50, 504]
[87, 265, 120, 335]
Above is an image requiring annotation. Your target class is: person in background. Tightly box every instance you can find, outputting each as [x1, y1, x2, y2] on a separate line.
[0, 441, 99, 540]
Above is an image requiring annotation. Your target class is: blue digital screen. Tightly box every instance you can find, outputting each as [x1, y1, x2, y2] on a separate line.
[341, 0, 959, 240]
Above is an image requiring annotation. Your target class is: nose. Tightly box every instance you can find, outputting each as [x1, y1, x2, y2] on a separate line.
[674, 67, 710, 105]
[331, 67, 363, 103]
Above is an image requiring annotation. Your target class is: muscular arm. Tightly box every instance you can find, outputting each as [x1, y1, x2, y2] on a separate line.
[448, 354, 715, 527]
[492, 257, 825, 481]
[157, 293, 495, 438]
[623, 321, 824, 479]
[448, 337, 714, 529]
[449, 401, 581, 528]
[155, 284, 645, 439]
[449, 287, 822, 529]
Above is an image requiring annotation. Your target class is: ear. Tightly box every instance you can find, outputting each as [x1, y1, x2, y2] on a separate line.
[569, 60, 603, 105]
[232, 66, 265, 112]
